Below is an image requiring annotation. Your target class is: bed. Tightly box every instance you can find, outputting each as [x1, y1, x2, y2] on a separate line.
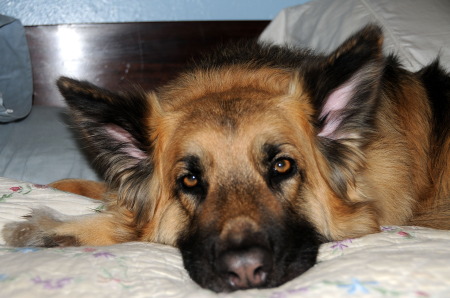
[1, 0, 450, 297]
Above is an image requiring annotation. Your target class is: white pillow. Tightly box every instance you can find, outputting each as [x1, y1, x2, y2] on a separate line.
[259, 0, 450, 71]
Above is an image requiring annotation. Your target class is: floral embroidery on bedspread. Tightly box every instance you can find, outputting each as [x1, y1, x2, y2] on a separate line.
[1, 185, 31, 201]
[0, 183, 51, 202]
[32, 276, 73, 290]
[329, 239, 353, 254]
[381, 226, 416, 239]
[0, 246, 135, 293]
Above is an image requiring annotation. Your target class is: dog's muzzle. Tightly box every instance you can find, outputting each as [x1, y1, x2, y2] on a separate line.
[179, 215, 321, 292]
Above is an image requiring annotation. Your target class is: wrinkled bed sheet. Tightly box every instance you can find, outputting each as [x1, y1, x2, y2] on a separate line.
[1, 177, 450, 297]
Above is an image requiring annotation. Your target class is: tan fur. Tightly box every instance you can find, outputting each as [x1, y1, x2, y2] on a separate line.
[50, 179, 107, 200]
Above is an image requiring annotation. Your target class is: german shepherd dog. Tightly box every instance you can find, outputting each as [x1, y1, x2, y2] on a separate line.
[3, 25, 449, 292]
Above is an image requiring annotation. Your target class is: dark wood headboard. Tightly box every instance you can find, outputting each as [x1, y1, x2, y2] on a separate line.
[25, 21, 270, 106]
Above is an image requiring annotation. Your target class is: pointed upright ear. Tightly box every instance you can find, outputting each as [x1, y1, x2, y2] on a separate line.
[306, 25, 386, 201]
[313, 25, 384, 142]
[57, 77, 163, 225]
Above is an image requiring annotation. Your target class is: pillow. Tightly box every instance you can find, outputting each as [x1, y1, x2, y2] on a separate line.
[259, 0, 450, 72]
[0, 15, 32, 122]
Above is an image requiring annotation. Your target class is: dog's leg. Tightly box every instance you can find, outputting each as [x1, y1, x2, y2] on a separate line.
[2, 207, 136, 247]
[49, 179, 107, 200]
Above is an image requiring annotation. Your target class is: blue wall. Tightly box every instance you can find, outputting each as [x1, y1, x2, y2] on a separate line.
[1, 0, 309, 26]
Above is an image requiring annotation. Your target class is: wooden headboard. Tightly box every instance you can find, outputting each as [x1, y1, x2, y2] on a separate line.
[25, 21, 270, 106]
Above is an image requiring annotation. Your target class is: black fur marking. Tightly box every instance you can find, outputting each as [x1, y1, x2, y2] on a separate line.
[318, 138, 361, 202]
[43, 235, 80, 247]
[418, 61, 450, 148]
[193, 39, 313, 73]
[263, 143, 283, 162]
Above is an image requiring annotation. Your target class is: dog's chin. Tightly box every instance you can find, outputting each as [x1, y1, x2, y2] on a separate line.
[178, 219, 321, 292]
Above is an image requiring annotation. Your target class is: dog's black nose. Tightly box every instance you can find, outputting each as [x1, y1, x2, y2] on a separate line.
[218, 247, 272, 289]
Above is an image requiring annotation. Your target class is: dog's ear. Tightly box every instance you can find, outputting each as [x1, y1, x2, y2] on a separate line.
[57, 77, 162, 225]
[312, 24, 384, 141]
[306, 25, 385, 201]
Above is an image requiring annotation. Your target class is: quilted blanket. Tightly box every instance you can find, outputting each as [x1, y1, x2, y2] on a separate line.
[1, 176, 449, 297]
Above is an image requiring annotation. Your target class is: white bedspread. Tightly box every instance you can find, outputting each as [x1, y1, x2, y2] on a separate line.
[1, 176, 449, 297]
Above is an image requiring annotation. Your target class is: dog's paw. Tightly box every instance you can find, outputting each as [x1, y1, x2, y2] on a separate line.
[2, 207, 79, 247]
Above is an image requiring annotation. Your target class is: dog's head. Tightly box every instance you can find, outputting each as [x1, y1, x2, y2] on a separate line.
[57, 25, 385, 292]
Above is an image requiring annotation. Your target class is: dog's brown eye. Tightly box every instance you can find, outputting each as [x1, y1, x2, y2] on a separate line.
[273, 159, 292, 174]
[268, 157, 297, 188]
[183, 175, 199, 188]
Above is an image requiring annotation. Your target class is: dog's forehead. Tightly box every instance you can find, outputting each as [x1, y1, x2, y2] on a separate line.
[155, 66, 316, 166]
[181, 88, 277, 127]
[159, 66, 294, 110]
[165, 71, 299, 130]
[167, 98, 304, 169]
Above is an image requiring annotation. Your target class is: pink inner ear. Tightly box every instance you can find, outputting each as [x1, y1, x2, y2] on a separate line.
[104, 124, 147, 160]
[318, 79, 357, 139]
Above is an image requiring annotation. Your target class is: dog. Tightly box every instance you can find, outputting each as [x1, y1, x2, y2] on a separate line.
[2, 25, 449, 292]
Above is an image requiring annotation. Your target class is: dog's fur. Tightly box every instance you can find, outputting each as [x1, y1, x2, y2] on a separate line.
[3, 25, 449, 292]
